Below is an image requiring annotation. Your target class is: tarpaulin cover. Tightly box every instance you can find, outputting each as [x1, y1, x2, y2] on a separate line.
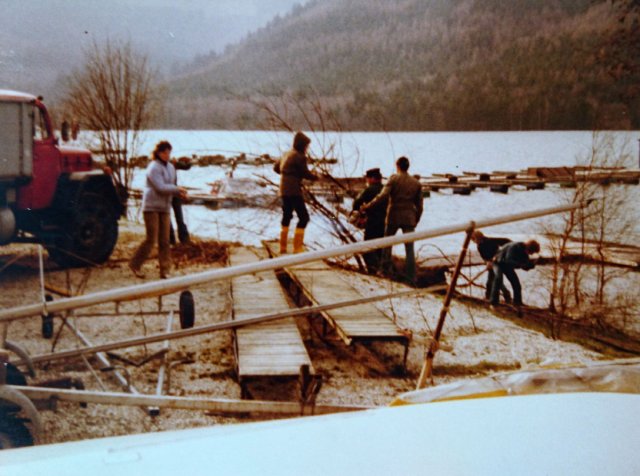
[392, 360, 640, 406]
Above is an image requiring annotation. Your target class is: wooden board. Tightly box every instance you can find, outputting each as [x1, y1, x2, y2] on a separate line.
[264, 242, 408, 346]
[230, 247, 313, 379]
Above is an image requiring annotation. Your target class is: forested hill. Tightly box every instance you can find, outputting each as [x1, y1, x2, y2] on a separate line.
[165, 0, 640, 131]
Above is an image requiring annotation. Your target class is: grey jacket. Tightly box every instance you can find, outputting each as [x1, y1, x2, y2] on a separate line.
[368, 171, 423, 228]
[142, 159, 180, 213]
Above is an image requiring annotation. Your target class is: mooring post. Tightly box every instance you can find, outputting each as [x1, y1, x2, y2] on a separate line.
[38, 246, 48, 316]
[0, 323, 7, 348]
[416, 223, 476, 390]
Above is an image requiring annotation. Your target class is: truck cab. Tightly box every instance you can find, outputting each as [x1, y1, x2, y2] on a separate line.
[0, 89, 123, 266]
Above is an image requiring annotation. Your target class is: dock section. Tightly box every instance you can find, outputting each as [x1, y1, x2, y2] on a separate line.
[229, 247, 315, 398]
[264, 242, 411, 369]
[419, 167, 640, 195]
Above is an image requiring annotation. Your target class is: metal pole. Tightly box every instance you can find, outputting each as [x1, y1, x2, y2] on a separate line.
[9, 385, 372, 416]
[66, 322, 152, 415]
[150, 312, 174, 416]
[0, 203, 584, 323]
[38, 245, 47, 315]
[21, 286, 445, 366]
[416, 225, 476, 390]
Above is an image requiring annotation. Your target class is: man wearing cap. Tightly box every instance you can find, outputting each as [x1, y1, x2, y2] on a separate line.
[352, 168, 388, 273]
[363, 156, 423, 284]
[274, 131, 318, 253]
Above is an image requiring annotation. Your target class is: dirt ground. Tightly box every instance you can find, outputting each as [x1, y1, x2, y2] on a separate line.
[0, 219, 611, 446]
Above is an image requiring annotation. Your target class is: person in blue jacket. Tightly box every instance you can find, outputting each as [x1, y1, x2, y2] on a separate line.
[489, 240, 540, 312]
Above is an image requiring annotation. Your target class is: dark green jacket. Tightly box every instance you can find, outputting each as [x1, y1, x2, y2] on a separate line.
[353, 182, 387, 233]
[368, 171, 423, 228]
[274, 150, 317, 197]
[495, 242, 535, 270]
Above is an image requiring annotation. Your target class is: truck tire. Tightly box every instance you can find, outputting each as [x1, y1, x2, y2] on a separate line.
[47, 192, 118, 267]
[0, 416, 34, 449]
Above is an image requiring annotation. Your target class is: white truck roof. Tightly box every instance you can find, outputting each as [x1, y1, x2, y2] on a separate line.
[0, 90, 37, 103]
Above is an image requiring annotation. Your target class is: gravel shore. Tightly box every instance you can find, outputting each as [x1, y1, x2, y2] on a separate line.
[0, 219, 606, 446]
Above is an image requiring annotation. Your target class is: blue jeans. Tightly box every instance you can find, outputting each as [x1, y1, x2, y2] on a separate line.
[486, 266, 512, 302]
[490, 263, 522, 306]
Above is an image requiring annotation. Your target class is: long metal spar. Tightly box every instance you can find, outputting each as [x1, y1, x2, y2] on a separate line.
[0, 202, 582, 323]
[21, 286, 443, 366]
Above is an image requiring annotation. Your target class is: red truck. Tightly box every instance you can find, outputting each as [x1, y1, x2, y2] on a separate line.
[0, 90, 123, 266]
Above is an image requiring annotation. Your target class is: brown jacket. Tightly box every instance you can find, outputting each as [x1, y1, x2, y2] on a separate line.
[368, 171, 423, 228]
[274, 150, 317, 196]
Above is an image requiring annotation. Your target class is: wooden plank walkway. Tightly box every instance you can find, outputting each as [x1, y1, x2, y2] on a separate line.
[263, 242, 411, 368]
[229, 247, 314, 393]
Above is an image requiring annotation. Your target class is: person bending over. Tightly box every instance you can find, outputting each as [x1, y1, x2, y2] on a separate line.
[490, 240, 540, 313]
[471, 231, 512, 302]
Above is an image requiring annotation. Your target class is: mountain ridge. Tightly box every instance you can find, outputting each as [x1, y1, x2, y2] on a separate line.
[164, 0, 639, 131]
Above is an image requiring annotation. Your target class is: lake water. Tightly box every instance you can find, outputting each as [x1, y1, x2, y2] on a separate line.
[133, 129, 640, 176]
[123, 130, 640, 252]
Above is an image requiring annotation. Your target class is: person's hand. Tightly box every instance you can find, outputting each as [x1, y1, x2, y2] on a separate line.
[178, 187, 188, 200]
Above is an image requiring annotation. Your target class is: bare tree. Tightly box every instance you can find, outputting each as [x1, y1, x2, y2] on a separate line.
[63, 40, 163, 192]
[545, 131, 636, 328]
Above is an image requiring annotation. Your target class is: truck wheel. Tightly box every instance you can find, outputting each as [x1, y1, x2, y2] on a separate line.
[47, 192, 118, 267]
[5, 362, 28, 386]
[0, 416, 34, 449]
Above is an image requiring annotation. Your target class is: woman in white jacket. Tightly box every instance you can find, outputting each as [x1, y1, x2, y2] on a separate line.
[129, 141, 187, 279]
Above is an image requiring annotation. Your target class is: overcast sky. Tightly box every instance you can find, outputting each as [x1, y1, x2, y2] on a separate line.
[0, 0, 307, 94]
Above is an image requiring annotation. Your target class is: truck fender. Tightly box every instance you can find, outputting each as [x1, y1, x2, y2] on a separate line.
[52, 173, 125, 217]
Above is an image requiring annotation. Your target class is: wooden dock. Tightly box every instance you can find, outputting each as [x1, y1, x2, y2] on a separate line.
[418, 166, 639, 196]
[229, 247, 315, 398]
[264, 242, 411, 369]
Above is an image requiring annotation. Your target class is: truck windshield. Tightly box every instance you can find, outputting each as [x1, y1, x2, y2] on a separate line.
[33, 105, 49, 140]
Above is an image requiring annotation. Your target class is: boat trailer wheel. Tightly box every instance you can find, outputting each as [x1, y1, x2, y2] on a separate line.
[179, 291, 195, 329]
[41, 294, 54, 339]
